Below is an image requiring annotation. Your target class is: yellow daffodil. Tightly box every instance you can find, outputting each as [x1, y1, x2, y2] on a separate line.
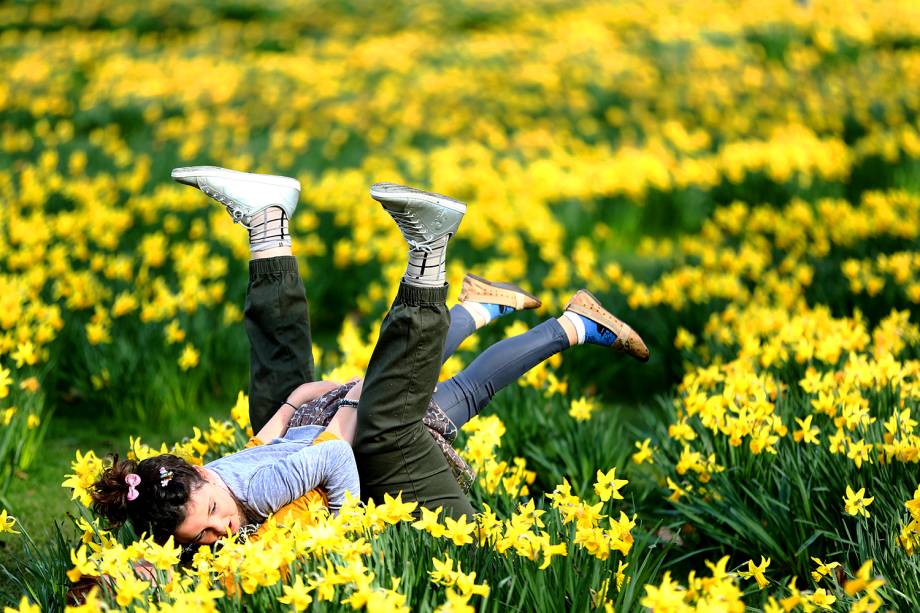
[3, 596, 39, 613]
[640, 571, 686, 610]
[514, 499, 546, 529]
[455, 569, 489, 598]
[411, 505, 445, 538]
[843, 485, 874, 518]
[435, 588, 474, 613]
[810, 588, 836, 609]
[738, 556, 770, 589]
[443, 515, 477, 546]
[229, 391, 250, 431]
[615, 560, 630, 591]
[377, 492, 418, 524]
[11, 342, 38, 368]
[844, 560, 885, 596]
[164, 319, 186, 344]
[0, 367, 12, 399]
[278, 575, 313, 611]
[0, 510, 20, 535]
[568, 396, 598, 421]
[810, 557, 841, 582]
[793, 415, 820, 445]
[429, 555, 458, 586]
[178, 343, 200, 370]
[67, 545, 97, 583]
[538, 540, 567, 570]
[594, 467, 628, 502]
[62, 449, 105, 507]
[114, 574, 150, 607]
[631, 438, 654, 464]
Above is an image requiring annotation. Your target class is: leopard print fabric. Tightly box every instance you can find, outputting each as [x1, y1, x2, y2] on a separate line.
[289, 381, 475, 493]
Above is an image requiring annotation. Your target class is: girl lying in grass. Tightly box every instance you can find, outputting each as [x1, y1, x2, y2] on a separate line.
[90, 167, 649, 549]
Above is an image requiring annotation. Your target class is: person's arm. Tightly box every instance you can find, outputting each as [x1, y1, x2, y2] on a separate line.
[324, 378, 363, 445]
[247, 439, 360, 515]
[255, 380, 341, 442]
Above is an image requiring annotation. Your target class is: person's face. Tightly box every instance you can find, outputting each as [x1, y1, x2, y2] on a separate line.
[174, 467, 243, 546]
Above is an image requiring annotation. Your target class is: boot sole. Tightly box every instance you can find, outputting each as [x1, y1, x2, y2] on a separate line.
[462, 273, 541, 309]
[370, 182, 467, 214]
[171, 166, 301, 191]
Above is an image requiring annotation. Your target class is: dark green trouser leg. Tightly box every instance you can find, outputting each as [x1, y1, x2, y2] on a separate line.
[354, 282, 476, 519]
[244, 256, 315, 433]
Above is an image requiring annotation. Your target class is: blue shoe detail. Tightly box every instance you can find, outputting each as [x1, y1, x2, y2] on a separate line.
[577, 314, 618, 346]
[482, 303, 513, 321]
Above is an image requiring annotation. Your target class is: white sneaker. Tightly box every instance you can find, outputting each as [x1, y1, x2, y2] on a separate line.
[370, 182, 466, 250]
[171, 166, 300, 228]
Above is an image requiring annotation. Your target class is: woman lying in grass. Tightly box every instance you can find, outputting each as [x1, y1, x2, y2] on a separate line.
[91, 167, 649, 549]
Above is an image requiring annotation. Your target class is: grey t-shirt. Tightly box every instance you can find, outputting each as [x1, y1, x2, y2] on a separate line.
[206, 425, 360, 518]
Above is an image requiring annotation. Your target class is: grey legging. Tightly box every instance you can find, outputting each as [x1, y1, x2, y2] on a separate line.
[433, 306, 570, 428]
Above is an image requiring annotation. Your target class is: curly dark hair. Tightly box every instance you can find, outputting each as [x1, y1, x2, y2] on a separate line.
[90, 454, 204, 544]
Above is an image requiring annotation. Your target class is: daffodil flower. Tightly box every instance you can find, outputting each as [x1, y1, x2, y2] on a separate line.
[0, 509, 20, 535]
[843, 484, 874, 518]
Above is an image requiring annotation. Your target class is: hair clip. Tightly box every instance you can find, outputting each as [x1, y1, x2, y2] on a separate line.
[159, 466, 174, 488]
[125, 473, 141, 501]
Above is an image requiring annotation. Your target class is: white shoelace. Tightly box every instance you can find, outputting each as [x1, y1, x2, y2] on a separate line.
[201, 185, 258, 230]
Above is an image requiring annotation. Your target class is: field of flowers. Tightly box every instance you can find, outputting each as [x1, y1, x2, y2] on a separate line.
[1, 0, 919, 610]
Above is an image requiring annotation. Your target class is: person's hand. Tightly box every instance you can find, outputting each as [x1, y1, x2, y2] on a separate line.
[132, 560, 160, 584]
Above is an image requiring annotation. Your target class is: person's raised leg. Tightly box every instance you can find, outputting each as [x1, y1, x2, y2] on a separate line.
[441, 274, 541, 364]
[171, 166, 314, 432]
[433, 289, 650, 428]
[354, 182, 475, 518]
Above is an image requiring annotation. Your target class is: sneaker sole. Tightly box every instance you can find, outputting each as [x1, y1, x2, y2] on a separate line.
[171, 166, 301, 192]
[370, 182, 467, 214]
[461, 273, 542, 309]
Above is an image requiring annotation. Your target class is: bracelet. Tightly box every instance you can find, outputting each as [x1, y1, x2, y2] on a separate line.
[283, 401, 299, 411]
[339, 398, 359, 408]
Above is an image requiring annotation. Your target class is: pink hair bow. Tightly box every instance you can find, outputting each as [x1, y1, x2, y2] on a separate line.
[125, 473, 141, 501]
